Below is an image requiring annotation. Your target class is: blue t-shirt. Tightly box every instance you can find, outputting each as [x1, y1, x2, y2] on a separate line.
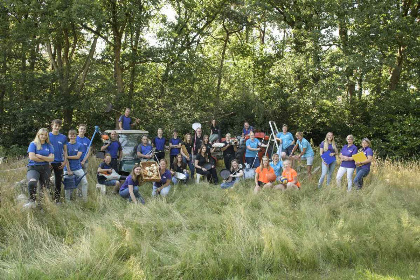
[49, 132, 67, 163]
[97, 162, 113, 183]
[76, 136, 90, 162]
[153, 137, 166, 151]
[359, 147, 374, 171]
[242, 126, 253, 136]
[154, 169, 172, 188]
[297, 138, 314, 158]
[119, 115, 132, 130]
[27, 142, 54, 166]
[245, 138, 260, 158]
[106, 141, 122, 159]
[137, 144, 153, 156]
[120, 174, 140, 191]
[270, 161, 283, 177]
[170, 138, 181, 156]
[277, 132, 294, 149]
[65, 142, 83, 171]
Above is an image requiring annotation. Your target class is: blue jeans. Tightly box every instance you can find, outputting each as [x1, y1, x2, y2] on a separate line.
[353, 167, 370, 189]
[183, 156, 195, 178]
[245, 156, 260, 168]
[119, 186, 145, 204]
[171, 172, 189, 184]
[318, 161, 337, 188]
[221, 178, 241, 189]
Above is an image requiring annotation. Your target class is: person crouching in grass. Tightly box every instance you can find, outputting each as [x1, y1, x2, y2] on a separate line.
[153, 159, 172, 197]
[119, 164, 145, 204]
[275, 160, 300, 190]
[97, 153, 121, 194]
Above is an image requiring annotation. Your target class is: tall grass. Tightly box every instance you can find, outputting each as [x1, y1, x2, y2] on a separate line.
[0, 158, 419, 279]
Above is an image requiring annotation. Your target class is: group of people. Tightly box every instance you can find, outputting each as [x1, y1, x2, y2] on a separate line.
[24, 111, 374, 207]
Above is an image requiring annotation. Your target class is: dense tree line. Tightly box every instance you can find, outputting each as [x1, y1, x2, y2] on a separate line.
[0, 0, 419, 158]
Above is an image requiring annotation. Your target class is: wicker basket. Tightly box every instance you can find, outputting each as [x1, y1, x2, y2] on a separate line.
[140, 161, 161, 182]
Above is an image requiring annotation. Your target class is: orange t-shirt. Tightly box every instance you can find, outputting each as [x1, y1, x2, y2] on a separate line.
[256, 166, 275, 184]
[282, 168, 301, 187]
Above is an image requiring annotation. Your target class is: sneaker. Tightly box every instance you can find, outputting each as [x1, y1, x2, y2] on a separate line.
[23, 201, 36, 209]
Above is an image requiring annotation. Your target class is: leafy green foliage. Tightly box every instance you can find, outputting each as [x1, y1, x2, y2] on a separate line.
[0, 0, 419, 158]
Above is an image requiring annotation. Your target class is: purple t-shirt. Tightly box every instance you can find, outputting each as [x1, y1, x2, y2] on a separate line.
[320, 141, 336, 154]
[359, 147, 373, 171]
[120, 174, 140, 191]
[340, 144, 358, 168]
[154, 169, 172, 188]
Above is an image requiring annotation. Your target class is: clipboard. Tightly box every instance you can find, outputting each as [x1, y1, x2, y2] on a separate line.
[352, 152, 367, 163]
[321, 151, 336, 165]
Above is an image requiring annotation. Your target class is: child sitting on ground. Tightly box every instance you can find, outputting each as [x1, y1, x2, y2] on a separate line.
[275, 160, 300, 190]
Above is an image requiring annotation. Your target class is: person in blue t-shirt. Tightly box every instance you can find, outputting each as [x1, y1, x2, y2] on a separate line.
[152, 128, 166, 161]
[169, 130, 182, 165]
[245, 131, 267, 168]
[291, 131, 315, 179]
[353, 138, 374, 190]
[49, 119, 68, 203]
[153, 159, 172, 196]
[24, 128, 55, 209]
[76, 124, 91, 173]
[118, 108, 139, 130]
[318, 132, 338, 188]
[137, 135, 154, 162]
[97, 153, 121, 194]
[241, 121, 254, 138]
[274, 124, 295, 159]
[64, 130, 88, 201]
[119, 164, 145, 204]
[100, 131, 122, 171]
[270, 153, 283, 181]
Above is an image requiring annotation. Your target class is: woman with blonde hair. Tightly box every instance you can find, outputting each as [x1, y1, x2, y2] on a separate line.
[119, 164, 145, 204]
[24, 128, 55, 208]
[318, 132, 339, 188]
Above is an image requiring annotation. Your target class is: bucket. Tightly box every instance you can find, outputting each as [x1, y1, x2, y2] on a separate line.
[63, 175, 77, 190]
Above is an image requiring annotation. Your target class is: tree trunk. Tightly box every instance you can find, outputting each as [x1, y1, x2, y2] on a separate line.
[216, 33, 229, 104]
[389, 45, 404, 90]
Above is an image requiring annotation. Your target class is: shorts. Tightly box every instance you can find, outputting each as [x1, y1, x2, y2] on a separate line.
[257, 181, 265, 187]
[282, 145, 294, 156]
[302, 156, 314, 166]
[103, 179, 118, 186]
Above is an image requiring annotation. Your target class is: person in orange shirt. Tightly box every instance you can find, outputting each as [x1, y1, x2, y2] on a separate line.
[254, 156, 275, 193]
[275, 160, 300, 190]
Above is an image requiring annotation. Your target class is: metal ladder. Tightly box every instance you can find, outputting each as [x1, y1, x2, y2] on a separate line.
[265, 121, 281, 158]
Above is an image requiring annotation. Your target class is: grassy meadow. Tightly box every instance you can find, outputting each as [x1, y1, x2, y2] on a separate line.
[0, 157, 419, 279]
